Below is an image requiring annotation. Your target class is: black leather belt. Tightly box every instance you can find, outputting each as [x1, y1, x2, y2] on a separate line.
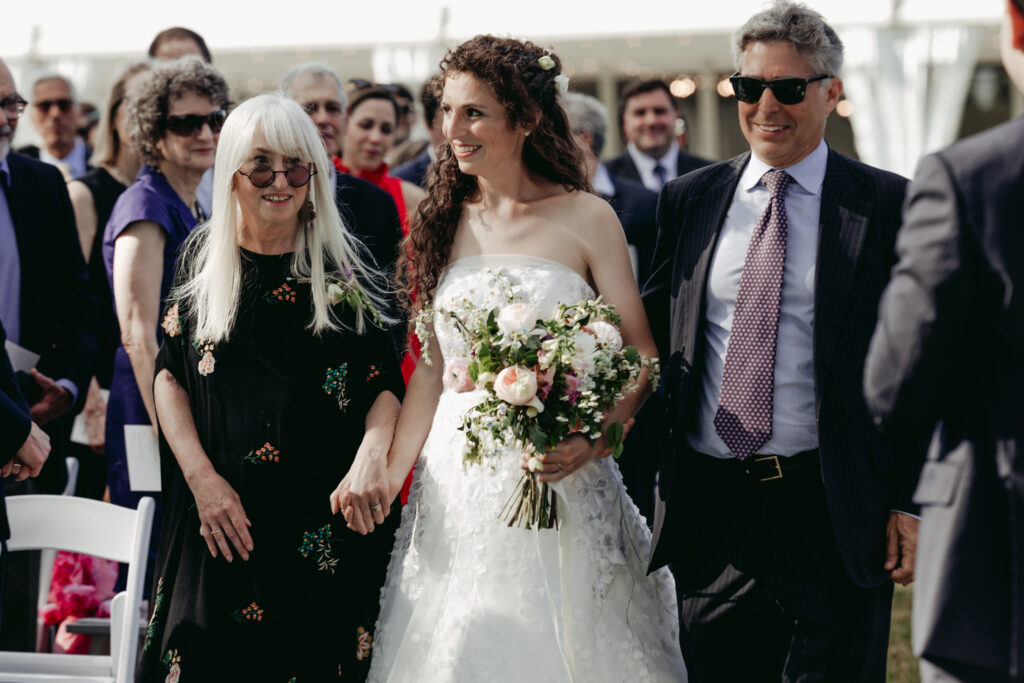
[688, 448, 819, 483]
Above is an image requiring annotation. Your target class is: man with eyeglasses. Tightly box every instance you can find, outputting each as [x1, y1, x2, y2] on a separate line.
[643, 3, 919, 681]
[865, 1, 1024, 682]
[16, 74, 90, 180]
[0, 56, 97, 649]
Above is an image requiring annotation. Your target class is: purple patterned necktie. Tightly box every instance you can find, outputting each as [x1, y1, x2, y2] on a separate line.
[714, 170, 791, 460]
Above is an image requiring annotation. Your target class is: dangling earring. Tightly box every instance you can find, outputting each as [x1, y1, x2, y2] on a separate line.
[305, 200, 316, 222]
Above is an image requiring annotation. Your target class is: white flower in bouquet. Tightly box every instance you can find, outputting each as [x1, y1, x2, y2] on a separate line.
[443, 358, 475, 393]
[493, 365, 544, 412]
[585, 321, 622, 351]
[476, 371, 496, 389]
[570, 331, 598, 372]
[497, 303, 539, 335]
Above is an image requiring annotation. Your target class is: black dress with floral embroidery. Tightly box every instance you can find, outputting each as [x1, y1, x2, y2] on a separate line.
[138, 248, 403, 683]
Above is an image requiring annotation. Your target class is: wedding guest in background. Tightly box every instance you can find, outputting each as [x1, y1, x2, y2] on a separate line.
[76, 102, 100, 149]
[66, 62, 150, 497]
[565, 92, 660, 524]
[387, 83, 421, 167]
[643, 3, 921, 680]
[393, 75, 444, 189]
[0, 55, 97, 650]
[281, 63, 404, 286]
[865, 2, 1024, 681]
[281, 63, 347, 158]
[148, 27, 212, 63]
[340, 85, 425, 237]
[139, 94, 401, 681]
[102, 57, 228, 517]
[18, 74, 91, 180]
[606, 79, 709, 192]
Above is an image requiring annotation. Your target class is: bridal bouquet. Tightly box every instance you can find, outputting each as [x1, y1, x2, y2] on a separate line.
[414, 272, 658, 529]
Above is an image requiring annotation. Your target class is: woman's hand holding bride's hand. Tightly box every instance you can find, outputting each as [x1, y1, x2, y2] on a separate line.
[524, 418, 636, 483]
[332, 440, 391, 536]
[190, 470, 253, 562]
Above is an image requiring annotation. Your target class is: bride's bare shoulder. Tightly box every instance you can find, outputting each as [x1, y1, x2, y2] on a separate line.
[552, 190, 623, 243]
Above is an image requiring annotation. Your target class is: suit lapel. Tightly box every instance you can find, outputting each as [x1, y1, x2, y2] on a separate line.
[813, 150, 872, 406]
[674, 154, 748, 359]
[6, 155, 41, 280]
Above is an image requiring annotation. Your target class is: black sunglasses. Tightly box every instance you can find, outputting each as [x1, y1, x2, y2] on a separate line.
[729, 73, 831, 105]
[237, 164, 317, 188]
[165, 109, 227, 136]
[34, 98, 73, 114]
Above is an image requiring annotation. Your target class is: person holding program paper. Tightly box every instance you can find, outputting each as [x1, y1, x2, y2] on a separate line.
[102, 57, 228, 512]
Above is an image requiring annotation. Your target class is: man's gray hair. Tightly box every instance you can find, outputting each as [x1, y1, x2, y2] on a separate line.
[732, 1, 844, 77]
[564, 93, 608, 156]
[280, 63, 347, 110]
[32, 73, 78, 102]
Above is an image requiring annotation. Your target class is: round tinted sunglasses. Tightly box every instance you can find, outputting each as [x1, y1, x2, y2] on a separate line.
[165, 109, 227, 136]
[728, 73, 831, 105]
[237, 164, 317, 188]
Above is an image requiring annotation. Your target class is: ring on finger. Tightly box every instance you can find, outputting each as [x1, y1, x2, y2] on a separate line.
[369, 503, 383, 512]
[11, 463, 20, 471]
[557, 462, 564, 473]
[211, 529, 223, 536]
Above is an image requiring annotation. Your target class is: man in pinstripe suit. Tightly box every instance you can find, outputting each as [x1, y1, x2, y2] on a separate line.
[643, 3, 923, 681]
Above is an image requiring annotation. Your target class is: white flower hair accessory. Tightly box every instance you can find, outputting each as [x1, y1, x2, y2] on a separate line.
[538, 54, 555, 71]
[554, 73, 570, 96]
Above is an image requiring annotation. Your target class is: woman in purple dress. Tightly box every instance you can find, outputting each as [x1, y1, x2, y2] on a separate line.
[102, 57, 229, 513]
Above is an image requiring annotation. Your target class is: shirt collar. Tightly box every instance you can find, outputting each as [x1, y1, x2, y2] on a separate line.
[0, 156, 10, 187]
[592, 163, 616, 197]
[741, 138, 828, 196]
[627, 140, 679, 175]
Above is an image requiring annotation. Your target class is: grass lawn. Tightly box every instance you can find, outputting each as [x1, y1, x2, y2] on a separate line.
[888, 584, 920, 683]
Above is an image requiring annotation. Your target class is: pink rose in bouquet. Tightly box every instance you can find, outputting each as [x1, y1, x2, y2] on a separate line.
[493, 366, 544, 412]
[442, 358, 476, 393]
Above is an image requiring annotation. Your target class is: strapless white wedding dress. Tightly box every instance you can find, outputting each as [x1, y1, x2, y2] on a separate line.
[368, 254, 686, 683]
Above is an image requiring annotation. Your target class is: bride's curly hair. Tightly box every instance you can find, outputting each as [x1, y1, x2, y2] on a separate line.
[399, 35, 590, 310]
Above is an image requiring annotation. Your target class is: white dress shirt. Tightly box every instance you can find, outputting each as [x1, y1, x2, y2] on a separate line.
[627, 141, 679, 192]
[687, 139, 829, 459]
[39, 137, 89, 179]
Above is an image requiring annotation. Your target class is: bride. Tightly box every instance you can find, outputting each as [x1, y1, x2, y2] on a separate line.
[344, 35, 686, 682]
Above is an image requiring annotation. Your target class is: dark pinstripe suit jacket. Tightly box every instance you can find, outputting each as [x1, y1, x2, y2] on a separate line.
[642, 147, 919, 589]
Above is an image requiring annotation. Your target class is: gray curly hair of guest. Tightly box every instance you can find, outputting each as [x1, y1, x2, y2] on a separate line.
[126, 56, 230, 167]
[564, 93, 609, 157]
[732, 1, 844, 78]
[279, 63, 348, 111]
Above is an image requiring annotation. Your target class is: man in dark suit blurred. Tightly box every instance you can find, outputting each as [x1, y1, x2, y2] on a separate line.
[565, 92, 661, 522]
[864, 3, 1024, 681]
[1, 57, 97, 495]
[605, 79, 710, 192]
[642, 4, 921, 681]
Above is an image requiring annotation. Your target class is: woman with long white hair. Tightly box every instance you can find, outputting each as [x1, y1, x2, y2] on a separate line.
[138, 93, 403, 682]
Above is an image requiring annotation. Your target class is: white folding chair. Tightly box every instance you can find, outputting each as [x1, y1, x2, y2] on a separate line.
[0, 495, 154, 683]
[35, 457, 81, 651]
